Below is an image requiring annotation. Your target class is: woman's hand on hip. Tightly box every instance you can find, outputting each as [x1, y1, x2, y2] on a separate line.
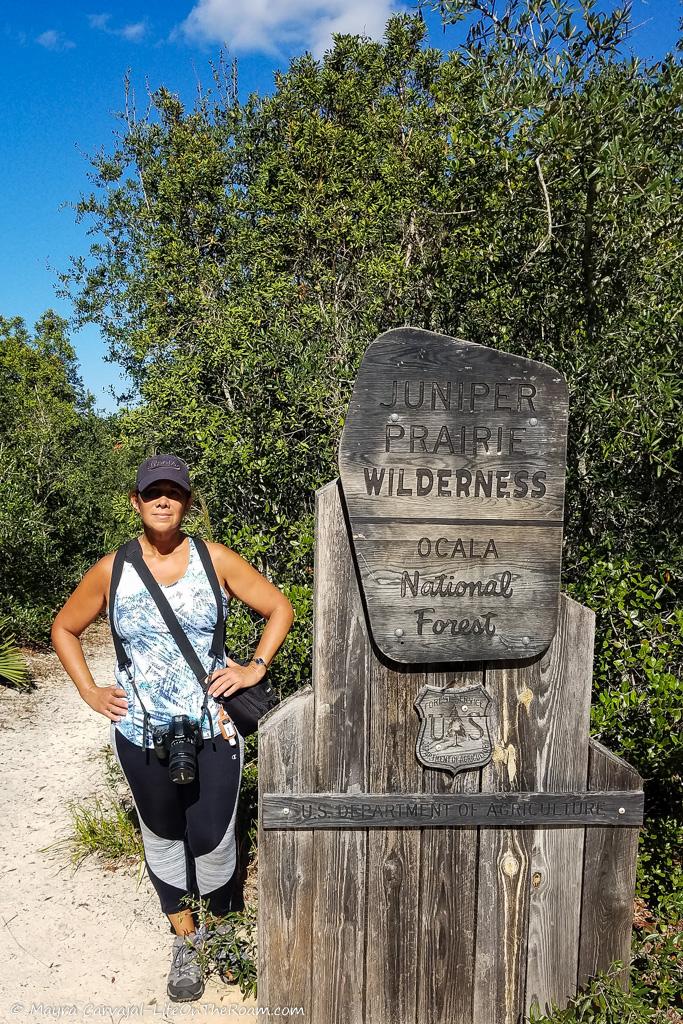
[207, 658, 264, 699]
[82, 684, 129, 722]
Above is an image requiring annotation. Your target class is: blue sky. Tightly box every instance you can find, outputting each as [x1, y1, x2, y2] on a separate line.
[1, 1, 680, 412]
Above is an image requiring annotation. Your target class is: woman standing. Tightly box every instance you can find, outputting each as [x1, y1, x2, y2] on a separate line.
[52, 455, 294, 1002]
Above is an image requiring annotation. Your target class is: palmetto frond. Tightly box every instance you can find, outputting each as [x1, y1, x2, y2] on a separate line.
[0, 617, 28, 687]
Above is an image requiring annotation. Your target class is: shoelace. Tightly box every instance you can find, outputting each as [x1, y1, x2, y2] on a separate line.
[171, 934, 202, 979]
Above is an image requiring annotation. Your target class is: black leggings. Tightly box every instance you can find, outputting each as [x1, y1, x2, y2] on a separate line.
[112, 726, 244, 918]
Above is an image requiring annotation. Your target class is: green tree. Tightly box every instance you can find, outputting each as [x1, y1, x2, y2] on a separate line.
[0, 312, 129, 640]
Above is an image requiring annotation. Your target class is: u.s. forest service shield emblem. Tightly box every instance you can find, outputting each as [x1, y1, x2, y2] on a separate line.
[414, 684, 493, 775]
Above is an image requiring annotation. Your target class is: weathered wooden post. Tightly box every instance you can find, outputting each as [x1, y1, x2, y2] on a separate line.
[258, 328, 643, 1023]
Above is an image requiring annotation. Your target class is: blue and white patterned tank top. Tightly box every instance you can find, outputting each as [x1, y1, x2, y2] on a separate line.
[111, 536, 230, 748]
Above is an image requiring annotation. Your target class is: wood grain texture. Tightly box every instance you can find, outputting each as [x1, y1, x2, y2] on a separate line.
[524, 596, 595, 1018]
[347, 522, 563, 662]
[364, 653, 424, 1023]
[338, 327, 569, 662]
[417, 665, 482, 1024]
[472, 653, 539, 1024]
[258, 687, 314, 1010]
[311, 479, 371, 1024]
[578, 739, 643, 991]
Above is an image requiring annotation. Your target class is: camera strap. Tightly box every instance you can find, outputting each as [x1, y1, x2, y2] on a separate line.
[109, 541, 156, 750]
[192, 537, 226, 662]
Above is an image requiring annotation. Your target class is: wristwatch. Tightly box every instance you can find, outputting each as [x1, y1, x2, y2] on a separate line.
[251, 656, 268, 670]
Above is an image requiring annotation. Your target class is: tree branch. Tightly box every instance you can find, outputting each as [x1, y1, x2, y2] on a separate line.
[518, 155, 553, 275]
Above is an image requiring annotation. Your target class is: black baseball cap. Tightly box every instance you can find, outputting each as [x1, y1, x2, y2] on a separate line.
[135, 455, 192, 495]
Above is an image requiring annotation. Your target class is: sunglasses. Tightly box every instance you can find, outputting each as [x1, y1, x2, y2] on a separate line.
[138, 484, 189, 502]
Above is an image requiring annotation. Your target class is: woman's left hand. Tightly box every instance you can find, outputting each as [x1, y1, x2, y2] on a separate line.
[207, 657, 265, 699]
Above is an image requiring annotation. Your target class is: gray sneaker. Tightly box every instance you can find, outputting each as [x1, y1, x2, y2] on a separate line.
[167, 928, 205, 1002]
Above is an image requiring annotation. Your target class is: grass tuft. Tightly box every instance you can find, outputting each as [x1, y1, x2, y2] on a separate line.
[67, 793, 143, 865]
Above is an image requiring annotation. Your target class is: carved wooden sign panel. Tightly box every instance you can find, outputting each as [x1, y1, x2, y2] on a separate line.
[337, 327, 569, 663]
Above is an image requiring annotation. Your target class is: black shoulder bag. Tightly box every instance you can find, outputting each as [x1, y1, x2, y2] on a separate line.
[109, 537, 280, 738]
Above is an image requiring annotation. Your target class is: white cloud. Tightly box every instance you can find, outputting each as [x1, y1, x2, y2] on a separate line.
[87, 13, 111, 31]
[36, 29, 75, 51]
[119, 21, 146, 41]
[178, 0, 403, 57]
[88, 12, 147, 42]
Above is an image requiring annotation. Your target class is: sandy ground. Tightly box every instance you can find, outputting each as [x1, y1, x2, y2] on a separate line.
[0, 620, 256, 1024]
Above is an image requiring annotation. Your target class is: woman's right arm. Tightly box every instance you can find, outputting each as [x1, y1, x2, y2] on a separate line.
[51, 555, 128, 723]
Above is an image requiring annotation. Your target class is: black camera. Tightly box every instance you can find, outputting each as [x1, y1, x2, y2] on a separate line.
[152, 715, 204, 785]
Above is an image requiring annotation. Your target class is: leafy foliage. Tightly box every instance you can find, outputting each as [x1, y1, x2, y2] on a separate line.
[0, 312, 132, 642]
[197, 902, 258, 999]
[567, 558, 682, 918]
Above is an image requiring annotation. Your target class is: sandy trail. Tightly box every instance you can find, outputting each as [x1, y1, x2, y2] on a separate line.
[0, 620, 256, 1024]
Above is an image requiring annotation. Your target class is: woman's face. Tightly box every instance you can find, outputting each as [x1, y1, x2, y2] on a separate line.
[131, 479, 191, 532]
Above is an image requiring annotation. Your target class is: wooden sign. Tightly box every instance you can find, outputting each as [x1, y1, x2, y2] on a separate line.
[338, 327, 569, 662]
[262, 791, 644, 829]
[258, 483, 643, 1023]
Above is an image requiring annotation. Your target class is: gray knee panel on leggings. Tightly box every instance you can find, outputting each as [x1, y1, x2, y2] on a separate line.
[110, 722, 243, 907]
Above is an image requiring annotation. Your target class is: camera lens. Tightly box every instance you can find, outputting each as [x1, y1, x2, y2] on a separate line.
[168, 736, 197, 784]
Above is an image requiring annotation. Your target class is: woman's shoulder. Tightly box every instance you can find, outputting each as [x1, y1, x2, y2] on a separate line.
[202, 540, 243, 572]
[202, 539, 235, 557]
[92, 550, 117, 579]
[201, 541, 239, 598]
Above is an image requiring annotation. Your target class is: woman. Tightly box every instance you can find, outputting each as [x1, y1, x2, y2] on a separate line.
[52, 454, 294, 1002]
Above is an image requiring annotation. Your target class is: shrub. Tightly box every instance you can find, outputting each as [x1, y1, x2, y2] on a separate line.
[528, 923, 682, 1022]
[566, 557, 682, 918]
